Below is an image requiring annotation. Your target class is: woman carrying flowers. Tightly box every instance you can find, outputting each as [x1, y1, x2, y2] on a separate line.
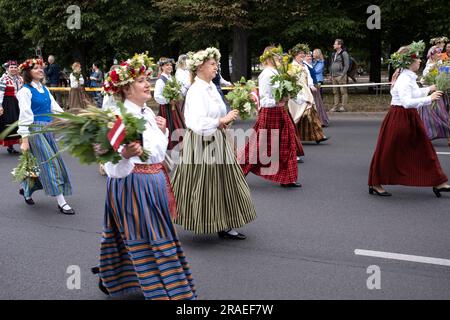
[171, 47, 256, 240]
[16, 58, 74, 213]
[239, 46, 303, 188]
[155, 57, 185, 150]
[66, 62, 92, 111]
[97, 53, 196, 300]
[368, 41, 450, 198]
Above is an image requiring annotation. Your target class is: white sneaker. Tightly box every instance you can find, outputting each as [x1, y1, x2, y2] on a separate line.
[338, 107, 346, 112]
[330, 106, 339, 112]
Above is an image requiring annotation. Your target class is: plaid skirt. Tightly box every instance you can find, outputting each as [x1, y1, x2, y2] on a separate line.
[368, 106, 448, 187]
[99, 166, 196, 300]
[159, 103, 186, 150]
[25, 121, 72, 197]
[239, 106, 299, 184]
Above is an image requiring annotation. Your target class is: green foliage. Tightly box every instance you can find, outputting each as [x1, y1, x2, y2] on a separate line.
[225, 76, 257, 120]
[11, 151, 40, 183]
[162, 77, 183, 102]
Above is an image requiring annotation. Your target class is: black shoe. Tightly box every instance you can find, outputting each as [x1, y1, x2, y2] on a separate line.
[218, 230, 247, 240]
[297, 157, 304, 163]
[91, 266, 109, 295]
[58, 204, 75, 215]
[369, 186, 392, 197]
[19, 188, 35, 205]
[281, 182, 302, 188]
[91, 266, 100, 275]
[7, 147, 19, 154]
[433, 186, 450, 198]
[316, 137, 330, 144]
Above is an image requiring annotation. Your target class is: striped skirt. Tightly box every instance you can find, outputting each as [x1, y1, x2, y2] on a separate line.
[159, 103, 186, 150]
[296, 108, 326, 142]
[312, 89, 330, 127]
[239, 106, 300, 184]
[418, 95, 450, 140]
[368, 106, 448, 187]
[25, 121, 72, 197]
[171, 129, 256, 234]
[99, 167, 196, 300]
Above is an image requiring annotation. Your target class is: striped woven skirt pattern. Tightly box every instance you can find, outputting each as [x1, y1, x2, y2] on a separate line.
[239, 106, 300, 184]
[99, 169, 196, 300]
[418, 95, 450, 140]
[158, 103, 186, 150]
[296, 107, 326, 142]
[26, 121, 72, 197]
[171, 129, 256, 234]
[368, 106, 448, 187]
[312, 89, 330, 127]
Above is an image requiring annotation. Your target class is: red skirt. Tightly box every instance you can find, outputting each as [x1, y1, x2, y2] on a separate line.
[238, 105, 299, 184]
[368, 106, 448, 187]
[158, 103, 186, 150]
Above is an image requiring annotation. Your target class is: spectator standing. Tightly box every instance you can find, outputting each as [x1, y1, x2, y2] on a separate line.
[89, 63, 103, 108]
[330, 39, 349, 112]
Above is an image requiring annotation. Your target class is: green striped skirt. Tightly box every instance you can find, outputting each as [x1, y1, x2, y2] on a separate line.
[171, 129, 256, 234]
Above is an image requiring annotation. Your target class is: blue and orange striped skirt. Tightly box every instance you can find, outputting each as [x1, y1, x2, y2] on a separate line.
[99, 165, 196, 300]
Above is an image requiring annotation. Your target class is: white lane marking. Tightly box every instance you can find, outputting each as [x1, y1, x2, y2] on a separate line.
[355, 249, 450, 267]
[437, 152, 450, 155]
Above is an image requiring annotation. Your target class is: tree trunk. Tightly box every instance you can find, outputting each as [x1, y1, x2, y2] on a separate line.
[219, 39, 231, 81]
[231, 26, 248, 82]
[368, 29, 382, 94]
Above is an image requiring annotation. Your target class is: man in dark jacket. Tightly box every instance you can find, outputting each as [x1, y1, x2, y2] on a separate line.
[44, 55, 60, 87]
[330, 39, 349, 112]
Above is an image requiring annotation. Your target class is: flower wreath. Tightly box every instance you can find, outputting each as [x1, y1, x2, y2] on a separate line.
[18, 58, 44, 72]
[389, 40, 426, 69]
[430, 37, 449, 45]
[186, 47, 221, 73]
[259, 45, 283, 64]
[289, 43, 310, 57]
[103, 52, 155, 95]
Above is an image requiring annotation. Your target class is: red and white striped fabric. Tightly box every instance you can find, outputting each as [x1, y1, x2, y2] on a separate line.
[107, 116, 127, 151]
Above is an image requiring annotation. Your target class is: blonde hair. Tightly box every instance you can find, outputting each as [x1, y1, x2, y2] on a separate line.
[313, 49, 324, 60]
[261, 45, 277, 66]
[71, 62, 81, 71]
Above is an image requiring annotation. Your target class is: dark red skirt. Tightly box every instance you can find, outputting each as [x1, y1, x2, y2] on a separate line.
[0, 96, 20, 146]
[158, 103, 186, 150]
[368, 106, 448, 187]
[238, 106, 299, 184]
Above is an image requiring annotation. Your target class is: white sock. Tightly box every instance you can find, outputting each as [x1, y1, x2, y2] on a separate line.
[56, 194, 71, 209]
[226, 229, 239, 236]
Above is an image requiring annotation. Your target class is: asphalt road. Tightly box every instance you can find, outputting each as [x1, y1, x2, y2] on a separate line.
[1, 117, 449, 300]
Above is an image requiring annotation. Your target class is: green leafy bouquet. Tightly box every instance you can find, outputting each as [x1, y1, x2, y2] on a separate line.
[225, 77, 258, 120]
[428, 65, 450, 110]
[162, 77, 183, 105]
[266, 46, 303, 103]
[36, 102, 149, 165]
[12, 151, 40, 184]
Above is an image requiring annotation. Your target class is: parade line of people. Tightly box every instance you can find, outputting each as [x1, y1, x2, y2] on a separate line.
[0, 37, 449, 300]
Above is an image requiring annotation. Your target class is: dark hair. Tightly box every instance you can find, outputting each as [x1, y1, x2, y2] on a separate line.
[22, 69, 34, 84]
[335, 39, 344, 47]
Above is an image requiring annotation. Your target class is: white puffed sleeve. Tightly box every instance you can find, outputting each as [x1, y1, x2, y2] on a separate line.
[17, 87, 34, 138]
[397, 81, 432, 109]
[104, 154, 135, 179]
[259, 70, 277, 108]
[154, 78, 168, 105]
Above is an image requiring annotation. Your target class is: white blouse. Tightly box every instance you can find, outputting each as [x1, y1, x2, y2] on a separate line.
[154, 73, 171, 105]
[390, 69, 432, 109]
[69, 73, 84, 88]
[17, 81, 64, 138]
[175, 68, 191, 97]
[104, 99, 169, 178]
[258, 67, 278, 108]
[184, 76, 227, 136]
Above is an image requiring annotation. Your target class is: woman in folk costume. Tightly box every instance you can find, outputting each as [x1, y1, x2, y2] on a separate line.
[16, 58, 74, 213]
[155, 57, 186, 150]
[66, 62, 92, 111]
[171, 47, 256, 240]
[288, 44, 329, 144]
[96, 53, 196, 300]
[419, 46, 450, 141]
[0, 60, 23, 154]
[368, 41, 450, 198]
[175, 54, 191, 98]
[239, 46, 302, 188]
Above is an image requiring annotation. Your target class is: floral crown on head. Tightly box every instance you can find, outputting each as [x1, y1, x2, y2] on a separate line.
[259, 45, 283, 64]
[186, 47, 221, 73]
[103, 52, 155, 95]
[389, 40, 426, 69]
[430, 36, 449, 45]
[289, 43, 310, 57]
[158, 58, 175, 67]
[18, 58, 44, 72]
